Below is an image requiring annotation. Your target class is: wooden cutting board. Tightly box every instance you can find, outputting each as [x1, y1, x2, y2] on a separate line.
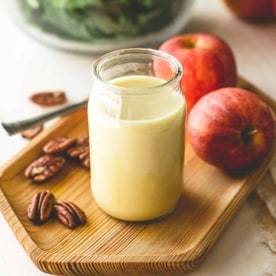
[0, 77, 275, 276]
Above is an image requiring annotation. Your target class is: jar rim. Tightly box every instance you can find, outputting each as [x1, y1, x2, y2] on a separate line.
[92, 48, 183, 96]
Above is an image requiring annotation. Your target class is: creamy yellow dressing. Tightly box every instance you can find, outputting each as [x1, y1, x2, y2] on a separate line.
[89, 75, 185, 221]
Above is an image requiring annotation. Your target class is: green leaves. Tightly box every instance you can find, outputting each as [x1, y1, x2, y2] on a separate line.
[48, 0, 100, 9]
[25, 0, 40, 9]
[18, 0, 182, 42]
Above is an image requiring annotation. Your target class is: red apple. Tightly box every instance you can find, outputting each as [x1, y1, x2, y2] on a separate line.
[158, 33, 237, 113]
[223, 0, 275, 22]
[187, 87, 276, 172]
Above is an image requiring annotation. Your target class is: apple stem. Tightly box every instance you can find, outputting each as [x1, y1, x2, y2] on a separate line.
[241, 127, 258, 143]
[247, 129, 258, 136]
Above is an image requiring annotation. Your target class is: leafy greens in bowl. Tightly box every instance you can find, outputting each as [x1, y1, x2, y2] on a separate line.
[10, 0, 194, 53]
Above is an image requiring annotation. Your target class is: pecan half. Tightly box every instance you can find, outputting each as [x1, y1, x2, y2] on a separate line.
[21, 124, 44, 140]
[53, 201, 87, 229]
[29, 91, 67, 106]
[43, 137, 77, 155]
[25, 155, 66, 182]
[27, 190, 55, 224]
[67, 134, 90, 169]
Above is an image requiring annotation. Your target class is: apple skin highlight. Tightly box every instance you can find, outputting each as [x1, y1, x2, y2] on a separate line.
[187, 87, 276, 172]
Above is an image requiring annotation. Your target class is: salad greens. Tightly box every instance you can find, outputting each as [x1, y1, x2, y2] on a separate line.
[17, 0, 185, 42]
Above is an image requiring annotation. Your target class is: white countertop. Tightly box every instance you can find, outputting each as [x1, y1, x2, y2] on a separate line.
[0, 0, 276, 275]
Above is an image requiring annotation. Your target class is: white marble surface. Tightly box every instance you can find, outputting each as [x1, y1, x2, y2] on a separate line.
[0, 0, 276, 275]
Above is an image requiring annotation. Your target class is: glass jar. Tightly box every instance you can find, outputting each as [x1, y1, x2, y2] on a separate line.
[88, 48, 186, 221]
[6, 0, 194, 54]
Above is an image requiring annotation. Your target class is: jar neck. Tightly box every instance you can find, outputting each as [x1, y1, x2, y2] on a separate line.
[92, 48, 183, 96]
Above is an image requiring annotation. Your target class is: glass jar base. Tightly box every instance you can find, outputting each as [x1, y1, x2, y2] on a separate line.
[93, 192, 182, 223]
[97, 203, 179, 223]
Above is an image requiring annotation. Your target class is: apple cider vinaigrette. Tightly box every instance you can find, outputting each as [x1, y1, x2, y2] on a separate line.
[88, 48, 185, 221]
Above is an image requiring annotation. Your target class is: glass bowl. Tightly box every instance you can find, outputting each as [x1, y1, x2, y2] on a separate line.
[6, 0, 195, 54]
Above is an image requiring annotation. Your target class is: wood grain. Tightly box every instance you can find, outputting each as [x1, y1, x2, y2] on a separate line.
[0, 77, 275, 276]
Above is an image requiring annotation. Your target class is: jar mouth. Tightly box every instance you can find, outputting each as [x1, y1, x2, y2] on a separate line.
[92, 48, 183, 96]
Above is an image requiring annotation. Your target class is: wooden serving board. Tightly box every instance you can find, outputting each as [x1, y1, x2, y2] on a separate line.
[0, 77, 275, 276]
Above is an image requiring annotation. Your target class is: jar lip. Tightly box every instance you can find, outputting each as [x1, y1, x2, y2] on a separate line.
[92, 48, 183, 95]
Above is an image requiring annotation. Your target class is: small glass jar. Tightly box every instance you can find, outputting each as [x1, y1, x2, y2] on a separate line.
[88, 48, 185, 221]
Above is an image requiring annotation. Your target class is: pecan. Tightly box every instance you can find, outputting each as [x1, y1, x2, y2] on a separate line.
[27, 190, 55, 224]
[67, 134, 90, 169]
[78, 150, 90, 169]
[25, 155, 66, 182]
[53, 201, 87, 229]
[78, 134, 89, 145]
[21, 124, 44, 140]
[29, 91, 67, 106]
[43, 137, 77, 155]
